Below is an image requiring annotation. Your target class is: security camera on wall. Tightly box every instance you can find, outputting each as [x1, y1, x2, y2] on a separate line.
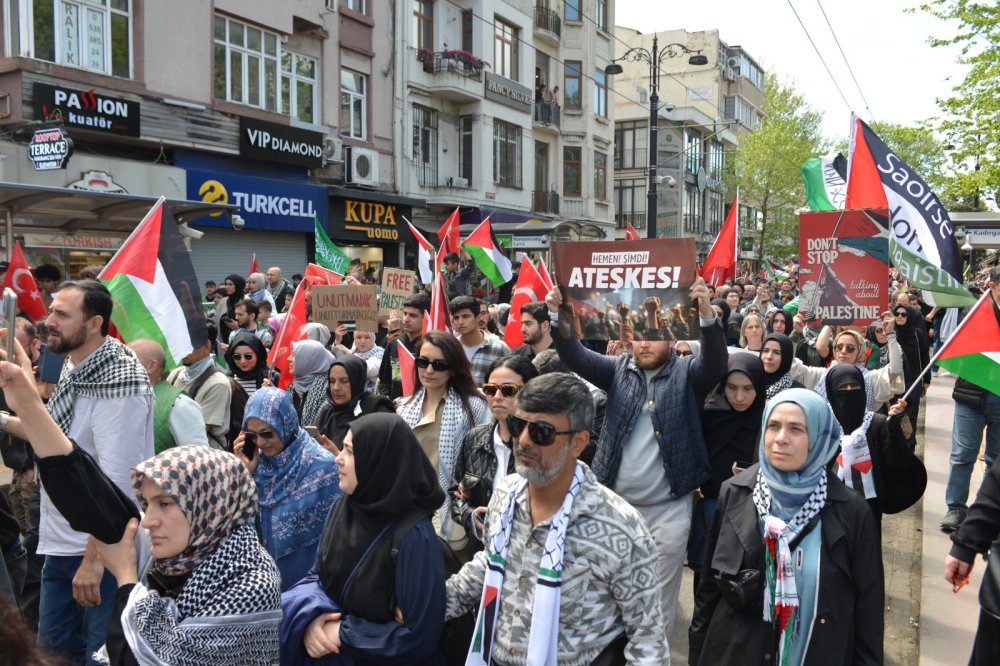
[231, 214, 245, 231]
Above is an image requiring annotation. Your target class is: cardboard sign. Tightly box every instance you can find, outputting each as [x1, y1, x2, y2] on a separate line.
[379, 267, 416, 311]
[311, 285, 379, 331]
[798, 209, 890, 327]
[551, 238, 700, 341]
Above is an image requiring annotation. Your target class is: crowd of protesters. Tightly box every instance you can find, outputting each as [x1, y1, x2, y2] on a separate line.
[0, 252, 997, 666]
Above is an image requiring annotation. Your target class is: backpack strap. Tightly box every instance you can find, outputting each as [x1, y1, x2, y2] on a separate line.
[186, 363, 221, 400]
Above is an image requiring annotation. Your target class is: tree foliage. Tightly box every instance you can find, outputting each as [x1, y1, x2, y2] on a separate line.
[918, 0, 1000, 209]
[726, 73, 827, 262]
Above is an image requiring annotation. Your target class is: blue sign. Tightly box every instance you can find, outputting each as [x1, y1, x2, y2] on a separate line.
[186, 168, 327, 232]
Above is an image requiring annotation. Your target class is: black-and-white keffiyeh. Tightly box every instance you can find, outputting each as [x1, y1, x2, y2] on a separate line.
[120, 522, 282, 666]
[299, 377, 333, 426]
[766, 373, 796, 400]
[47, 337, 151, 433]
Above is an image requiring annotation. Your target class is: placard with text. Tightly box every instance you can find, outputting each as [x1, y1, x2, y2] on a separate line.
[311, 285, 380, 331]
[379, 267, 416, 311]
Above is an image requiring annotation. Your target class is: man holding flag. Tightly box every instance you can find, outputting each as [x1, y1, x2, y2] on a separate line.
[378, 290, 430, 400]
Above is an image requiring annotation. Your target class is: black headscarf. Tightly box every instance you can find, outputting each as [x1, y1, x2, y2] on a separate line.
[317, 414, 443, 606]
[225, 332, 268, 385]
[761, 332, 794, 386]
[767, 310, 792, 334]
[725, 312, 744, 347]
[316, 355, 377, 444]
[825, 364, 867, 433]
[701, 354, 767, 497]
[225, 273, 247, 319]
[892, 303, 922, 383]
[711, 298, 731, 328]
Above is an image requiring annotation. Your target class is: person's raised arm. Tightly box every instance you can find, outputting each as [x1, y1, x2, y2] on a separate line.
[0, 331, 73, 457]
[545, 285, 617, 390]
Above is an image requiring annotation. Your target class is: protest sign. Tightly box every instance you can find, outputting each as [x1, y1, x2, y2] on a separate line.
[379, 267, 416, 311]
[798, 208, 890, 327]
[311, 284, 379, 331]
[551, 238, 700, 341]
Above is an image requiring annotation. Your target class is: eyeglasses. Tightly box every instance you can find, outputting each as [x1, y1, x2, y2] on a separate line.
[894, 311, 908, 318]
[676, 350, 693, 357]
[244, 429, 278, 444]
[506, 414, 579, 446]
[835, 343, 858, 353]
[232, 353, 256, 361]
[415, 356, 450, 372]
[482, 383, 521, 397]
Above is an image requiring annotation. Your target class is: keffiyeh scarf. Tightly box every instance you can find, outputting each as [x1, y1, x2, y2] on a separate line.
[466, 464, 586, 666]
[752, 471, 827, 666]
[766, 372, 796, 400]
[835, 411, 877, 499]
[47, 337, 151, 433]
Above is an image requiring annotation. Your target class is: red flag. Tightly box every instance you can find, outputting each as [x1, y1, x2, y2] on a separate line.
[701, 191, 739, 286]
[424, 269, 452, 334]
[845, 114, 889, 210]
[503, 257, 548, 348]
[266, 282, 308, 388]
[2, 242, 47, 321]
[398, 342, 415, 397]
[303, 263, 343, 287]
[438, 208, 461, 260]
[625, 223, 641, 241]
[249, 254, 260, 275]
[537, 257, 554, 291]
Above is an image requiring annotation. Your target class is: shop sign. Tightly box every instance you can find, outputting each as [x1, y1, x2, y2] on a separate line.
[495, 234, 514, 249]
[484, 73, 532, 112]
[344, 200, 401, 240]
[34, 82, 140, 136]
[186, 169, 328, 233]
[22, 232, 121, 249]
[511, 234, 549, 248]
[239, 117, 324, 169]
[67, 170, 128, 194]
[28, 127, 74, 170]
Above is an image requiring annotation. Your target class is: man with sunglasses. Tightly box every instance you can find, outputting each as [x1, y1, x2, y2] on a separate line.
[446, 373, 666, 664]
[545, 276, 726, 639]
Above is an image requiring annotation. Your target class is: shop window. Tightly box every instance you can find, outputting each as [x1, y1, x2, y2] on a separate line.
[19, 0, 132, 77]
[281, 52, 318, 124]
[493, 120, 522, 189]
[413, 0, 433, 51]
[564, 146, 581, 197]
[493, 18, 518, 81]
[413, 105, 438, 186]
[564, 61, 582, 110]
[214, 15, 280, 112]
[340, 69, 367, 140]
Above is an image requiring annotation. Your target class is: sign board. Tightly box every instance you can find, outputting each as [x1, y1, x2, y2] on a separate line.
[22, 232, 121, 250]
[798, 209, 890, 327]
[186, 168, 328, 232]
[28, 127, 74, 170]
[34, 82, 140, 136]
[311, 284, 380, 331]
[484, 73, 532, 112]
[551, 238, 701, 341]
[511, 234, 549, 248]
[379, 267, 416, 311]
[66, 169, 128, 194]
[239, 117, 325, 168]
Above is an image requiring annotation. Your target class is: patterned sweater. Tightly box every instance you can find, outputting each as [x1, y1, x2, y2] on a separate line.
[446, 465, 667, 665]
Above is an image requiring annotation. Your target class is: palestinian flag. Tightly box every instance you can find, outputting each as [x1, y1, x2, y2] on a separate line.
[98, 198, 207, 370]
[801, 153, 847, 211]
[764, 259, 790, 281]
[934, 291, 1000, 397]
[462, 217, 513, 288]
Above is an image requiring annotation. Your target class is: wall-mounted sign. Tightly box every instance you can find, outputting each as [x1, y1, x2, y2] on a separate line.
[22, 232, 122, 249]
[328, 198, 413, 244]
[67, 170, 128, 194]
[484, 73, 532, 112]
[34, 83, 140, 136]
[186, 168, 328, 232]
[239, 117, 325, 168]
[28, 127, 74, 170]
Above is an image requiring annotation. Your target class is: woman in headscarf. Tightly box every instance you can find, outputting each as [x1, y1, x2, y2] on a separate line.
[234, 388, 341, 591]
[288, 339, 335, 422]
[689, 355, 768, 589]
[675, 339, 701, 359]
[397, 331, 489, 549]
[225, 331, 269, 396]
[725, 312, 744, 348]
[891, 302, 928, 441]
[315, 355, 394, 449]
[216, 273, 246, 346]
[246, 272, 277, 310]
[349, 329, 384, 392]
[689, 389, 884, 665]
[711, 297, 731, 330]
[304, 322, 333, 348]
[760, 332, 803, 399]
[767, 309, 793, 336]
[865, 319, 891, 370]
[279, 414, 446, 665]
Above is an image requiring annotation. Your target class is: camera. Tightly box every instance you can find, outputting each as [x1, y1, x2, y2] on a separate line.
[231, 214, 245, 231]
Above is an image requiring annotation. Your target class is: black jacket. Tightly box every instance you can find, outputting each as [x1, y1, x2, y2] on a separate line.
[689, 465, 884, 666]
[951, 455, 1000, 563]
[953, 378, 990, 409]
[854, 413, 911, 522]
[377, 334, 419, 399]
[449, 422, 513, 540]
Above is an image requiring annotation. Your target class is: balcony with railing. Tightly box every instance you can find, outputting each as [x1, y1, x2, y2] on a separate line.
[533, 101, 561, 129]
[533, 7, 561, 43]
[614, 148, 647, 170]
[615, 211, 646, 230]
[414, 49, 487, 102]
[532, 190, 560, 215]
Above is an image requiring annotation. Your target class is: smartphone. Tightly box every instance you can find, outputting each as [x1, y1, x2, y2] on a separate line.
[243, 437, 257, 461]
[3, 288, 17, 362]
[304, 425, 321, 439]
[37, 344, 65, 384]
[734, 460, 754, 474]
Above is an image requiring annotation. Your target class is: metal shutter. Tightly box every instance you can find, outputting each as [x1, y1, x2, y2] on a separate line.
[188, 228, 307, 286]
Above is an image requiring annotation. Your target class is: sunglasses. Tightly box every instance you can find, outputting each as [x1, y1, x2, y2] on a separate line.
[232, 353, 256, 361]
[835, 343, 858, 353]
[482, 383, 521, 397]
[676, 350, 693, 357]
[506, 414, 579, 446]
[894, 311, 908, 317]
[243, 429, 278, 444]
[415, 356, 450, 372]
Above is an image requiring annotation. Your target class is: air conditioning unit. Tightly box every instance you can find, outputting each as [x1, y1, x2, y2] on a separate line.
[723, 67, 737, 81]
[347, 147, 380, 187]
[446, 176, 470, 188]
[322, 137, 343, 163]
[726, 56, 740, 69]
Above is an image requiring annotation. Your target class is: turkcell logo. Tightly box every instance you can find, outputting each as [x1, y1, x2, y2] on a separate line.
[187, 169, 327, 232]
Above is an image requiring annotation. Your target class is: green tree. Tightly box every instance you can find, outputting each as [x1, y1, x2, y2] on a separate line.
[726, 73, 827, 263]
[918, 1, 1000, 209]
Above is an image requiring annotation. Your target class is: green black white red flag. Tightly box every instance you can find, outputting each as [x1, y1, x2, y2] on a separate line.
[931, 291, 1000, 398]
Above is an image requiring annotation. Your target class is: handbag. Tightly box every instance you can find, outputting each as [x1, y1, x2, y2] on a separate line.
[980, 540, 1000, 620]
[879, 414, 928, 515]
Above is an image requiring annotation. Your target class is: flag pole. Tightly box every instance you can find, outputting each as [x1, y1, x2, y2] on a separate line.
[898, 290, 992, 401]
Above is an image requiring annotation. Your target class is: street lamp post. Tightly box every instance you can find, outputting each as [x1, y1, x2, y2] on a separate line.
[605, 37, 708, 239]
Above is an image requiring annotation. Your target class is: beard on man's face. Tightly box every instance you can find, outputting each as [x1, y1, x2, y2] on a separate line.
[48, 325, 87, 355]
[632, 341, 672, 370]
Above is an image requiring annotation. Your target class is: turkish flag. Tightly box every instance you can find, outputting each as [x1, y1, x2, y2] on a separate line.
[438, 208, 461, 260]
[503, 256, 547, 348]
[398, 342, 415, 397]
[2, 242, 47, 321]
[424, 268, 452, 334]
[249, 253, 260, 275]
[266, 281, 308, 388]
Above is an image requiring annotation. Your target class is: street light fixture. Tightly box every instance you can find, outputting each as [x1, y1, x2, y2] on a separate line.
[605, 36, 709, 238]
